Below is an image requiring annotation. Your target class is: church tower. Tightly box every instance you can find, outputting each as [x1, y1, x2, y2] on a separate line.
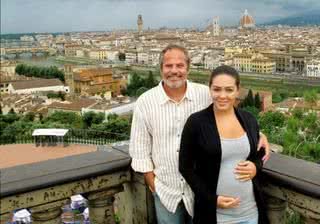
[137, 15, 143, 34]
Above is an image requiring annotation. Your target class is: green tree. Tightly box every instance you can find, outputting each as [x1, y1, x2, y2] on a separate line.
[44, 111, 83, 129]
[1, 113, 19, 124]
[259, 111, 286, 136]
[119, 53, 126, 61]
[304, 90, 318, 109]
[15, 64, 27, 75]
[107, 113, 119, 121]
[58, 91, 66, 101]
[254, 93, 261, 111]
[291, 108, 304, 120]
[287, 117, 300, 132]
[283, 129, 299, 157]
[145, 71, 157, 89]
[82, 112, 105, 128]
[9, 108, 15, 114]
[247, 89, 254, 107]
[92, 116, 130, 141]
[15, 64, 65, 82]
[23, 112, 36, 122]
[1, 120, 34, 143]
[126, 72, 145, 96]
[242, 106, 259, 119]
[272, 92, 283, 103]
[241, 89, 255, 108]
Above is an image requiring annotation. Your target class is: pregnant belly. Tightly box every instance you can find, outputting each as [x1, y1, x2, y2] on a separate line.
[216, 165, 254, 200]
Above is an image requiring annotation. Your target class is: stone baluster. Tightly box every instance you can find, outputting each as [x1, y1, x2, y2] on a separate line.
[29, 199, 68, 224]
[266, 196, 287, 224]
[87, 186, 123, 224]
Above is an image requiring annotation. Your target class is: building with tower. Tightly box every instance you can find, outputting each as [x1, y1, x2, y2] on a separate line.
[212, 16, 220, 36]
[137, 15, 143, 34]
[240, 9, 255, 29]
[64, 64, 75, 94]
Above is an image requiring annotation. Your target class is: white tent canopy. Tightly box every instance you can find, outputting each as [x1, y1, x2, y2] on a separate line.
[32, 129, 69, 137]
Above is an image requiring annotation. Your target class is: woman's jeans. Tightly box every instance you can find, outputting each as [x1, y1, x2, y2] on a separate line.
[238, 215, 259, 224]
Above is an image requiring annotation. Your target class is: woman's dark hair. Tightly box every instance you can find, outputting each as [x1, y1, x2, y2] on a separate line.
[209, 65, 240, 88]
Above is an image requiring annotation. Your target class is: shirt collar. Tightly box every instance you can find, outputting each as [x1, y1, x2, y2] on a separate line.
[158, 80, 194, 105]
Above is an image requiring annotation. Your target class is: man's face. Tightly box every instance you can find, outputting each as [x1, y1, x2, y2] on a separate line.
[161, 49, 188, 89]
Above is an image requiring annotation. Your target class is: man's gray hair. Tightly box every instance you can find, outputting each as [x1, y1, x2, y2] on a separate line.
[159, 44, 190, 71]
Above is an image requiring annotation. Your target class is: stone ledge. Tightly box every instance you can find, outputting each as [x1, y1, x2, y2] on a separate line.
[262, 152, 320, 199]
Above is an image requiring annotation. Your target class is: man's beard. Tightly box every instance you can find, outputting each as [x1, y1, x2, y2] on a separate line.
[163, 78, 186, 89]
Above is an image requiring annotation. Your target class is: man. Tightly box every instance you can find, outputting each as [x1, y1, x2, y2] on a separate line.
[129, 44, 270, 224]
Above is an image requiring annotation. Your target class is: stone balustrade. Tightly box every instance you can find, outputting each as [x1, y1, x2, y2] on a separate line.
[1, 144, 319, 224]
[0, 146, 131, 224]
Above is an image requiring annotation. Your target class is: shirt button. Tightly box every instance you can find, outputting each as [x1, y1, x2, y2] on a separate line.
[182, 193, 184, 195]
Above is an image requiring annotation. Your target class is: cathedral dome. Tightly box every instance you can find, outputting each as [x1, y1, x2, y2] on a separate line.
[240, 9, 255, 28]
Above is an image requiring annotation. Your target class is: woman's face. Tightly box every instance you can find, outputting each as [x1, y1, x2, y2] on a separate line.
[210, 74, 239, 112]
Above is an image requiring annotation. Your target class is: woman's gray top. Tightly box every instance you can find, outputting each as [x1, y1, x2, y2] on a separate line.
[216, 133, 258, 223]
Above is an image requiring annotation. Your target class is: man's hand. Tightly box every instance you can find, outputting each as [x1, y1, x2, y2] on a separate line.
[234, 161, 256, 181]
[144, 171, 155, 192]
[258, 132, 270, 163]
[217, 195, 240, 209]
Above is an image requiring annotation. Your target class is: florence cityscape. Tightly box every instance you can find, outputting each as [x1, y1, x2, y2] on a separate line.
[0, 0, 320, 224]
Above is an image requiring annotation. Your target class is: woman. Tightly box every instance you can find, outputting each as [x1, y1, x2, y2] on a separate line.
[179, 65, 269, 224]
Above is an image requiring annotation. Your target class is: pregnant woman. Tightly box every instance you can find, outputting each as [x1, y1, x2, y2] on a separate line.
[179, 65, 269, 224]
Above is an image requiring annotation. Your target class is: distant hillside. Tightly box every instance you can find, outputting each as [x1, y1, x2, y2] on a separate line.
[0, 32, 65, 40]
[264, 11, 320, 26]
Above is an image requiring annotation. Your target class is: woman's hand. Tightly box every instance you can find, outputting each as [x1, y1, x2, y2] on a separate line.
[234, 161, 257, 181]
[217, 195, 240, 209]
[258, 132, 270, 163]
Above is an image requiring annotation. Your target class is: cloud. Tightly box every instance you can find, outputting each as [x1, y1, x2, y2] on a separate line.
[1, 0, 320, 33]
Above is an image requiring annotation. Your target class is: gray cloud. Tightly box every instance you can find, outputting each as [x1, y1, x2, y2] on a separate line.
[1, 0, 319, 34]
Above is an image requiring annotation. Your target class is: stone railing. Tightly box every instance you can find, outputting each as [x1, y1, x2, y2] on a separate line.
[0, 145, 131, 224]
[262, 152, 320, 224]
[115, 148, 320, 224]
[1, 144, 319, 224]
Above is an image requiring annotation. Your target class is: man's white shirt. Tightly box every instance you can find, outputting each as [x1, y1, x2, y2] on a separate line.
[129, 81, 211, 217]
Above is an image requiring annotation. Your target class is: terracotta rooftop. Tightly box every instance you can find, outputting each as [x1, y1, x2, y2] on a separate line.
[74, 68, 113, 81]
[11, 79, 64, 90]
[48, 98, 96, 111]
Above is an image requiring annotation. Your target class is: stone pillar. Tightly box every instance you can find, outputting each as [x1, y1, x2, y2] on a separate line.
[266, 196, 287, 224]
[0, 213, 12, 224]
[29, 200, 68, 224]
[87, 186, 123, 224]
[31, 206, 62, 224]
[115, 172, 156, 224]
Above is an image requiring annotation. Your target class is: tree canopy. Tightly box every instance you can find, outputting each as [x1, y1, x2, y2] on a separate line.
[15, 64, 65, 82]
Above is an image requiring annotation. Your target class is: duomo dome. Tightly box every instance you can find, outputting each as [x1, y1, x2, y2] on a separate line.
[240, 9, 255, 28]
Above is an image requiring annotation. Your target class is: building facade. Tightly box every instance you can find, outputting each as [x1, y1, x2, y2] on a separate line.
[88, 49, 107, 61]
[7, 79, 68, 94]
[72, 68, 121, 97]
[306, 60, 320, 77]
[234, 52, 276, 74]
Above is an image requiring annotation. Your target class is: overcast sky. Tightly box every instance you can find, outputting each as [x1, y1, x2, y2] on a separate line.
[1, 0, 320, 34]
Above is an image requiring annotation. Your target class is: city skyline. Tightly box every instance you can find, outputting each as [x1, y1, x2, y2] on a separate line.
[1, 0, 320, 34]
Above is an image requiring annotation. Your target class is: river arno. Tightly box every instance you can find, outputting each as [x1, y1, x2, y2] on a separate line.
[9, 55, 64, 68]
